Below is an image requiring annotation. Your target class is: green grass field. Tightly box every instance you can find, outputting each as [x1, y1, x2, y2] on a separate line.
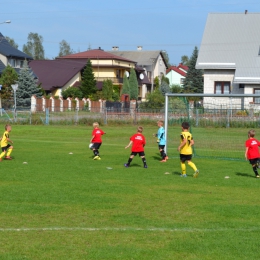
[0, 124, 259, 260]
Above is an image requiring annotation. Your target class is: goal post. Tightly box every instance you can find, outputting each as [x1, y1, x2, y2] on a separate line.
[164, 93, 260, 160]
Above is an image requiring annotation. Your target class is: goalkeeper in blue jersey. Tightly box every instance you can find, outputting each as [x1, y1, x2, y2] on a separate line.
[154, 120, 168, 162]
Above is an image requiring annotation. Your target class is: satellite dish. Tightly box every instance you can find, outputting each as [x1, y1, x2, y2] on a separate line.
[125, 71, 129, 77]
[139, 73, 144, 80]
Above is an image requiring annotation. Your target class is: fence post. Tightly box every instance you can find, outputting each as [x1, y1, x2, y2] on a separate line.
[104, 107, 107, 125]
[46, 108, 49, 125]
[196, 108, 199, 126]
[75, 108, 79, 124]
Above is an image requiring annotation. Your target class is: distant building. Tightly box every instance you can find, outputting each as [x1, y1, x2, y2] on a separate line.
[109, 47, 168, 100]
[196, 12, 260, 108]
[166, 63, 188, 87]
[0, 32, 33, 75]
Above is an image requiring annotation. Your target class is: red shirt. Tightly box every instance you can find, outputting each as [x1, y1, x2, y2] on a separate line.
[130, 133, 146, 152]
[92, 128, 105, 143]
[245, 138, 260, 159]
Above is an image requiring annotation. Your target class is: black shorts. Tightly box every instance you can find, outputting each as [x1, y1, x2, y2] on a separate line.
[180, 154, 192, 162]
[92, 143, 102, 149]
[131, 151, 145, 157]
[158, 145, 165, 150]
[249, 158, 260, 165]
[2, 144, 11, 152]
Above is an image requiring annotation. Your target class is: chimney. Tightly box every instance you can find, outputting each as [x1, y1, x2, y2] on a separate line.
[137, 46, 143, 51]
[245, 10, 248, 14]
[112, 46, 119, 51]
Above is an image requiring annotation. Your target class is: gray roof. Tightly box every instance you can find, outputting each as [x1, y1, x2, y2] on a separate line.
[0, 33, 32, 59]
[196, 13, 260, 84]
[0, 60, 5, 74]
[108, 50, 163, 67]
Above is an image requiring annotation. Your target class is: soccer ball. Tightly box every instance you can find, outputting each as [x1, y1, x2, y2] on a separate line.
[89, 143, 94, 150]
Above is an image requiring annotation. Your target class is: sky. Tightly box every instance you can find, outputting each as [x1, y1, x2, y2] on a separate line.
[1, 0, 260, 65]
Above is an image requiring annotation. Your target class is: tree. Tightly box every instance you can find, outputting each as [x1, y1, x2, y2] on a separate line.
[23, 32, 44, 60]
[181, 55, 190, 66]
[0, 65, 18, 101]
[128, 67, 138, 100]
[79, 60, 97, 98]
[5, 36, 18, 49]
[122, 73, 130, 95]
[171, 84, 183, 93]
[161, 75, 170, 85]
[154, 76, 160, 90]
[58, 40, 74, 57]
[17, 61, 43, 107]
[139, 89, 164, 109]
[161, 51, 171, 68]
[102, 79, 113, 100]
[183, 46, 203, 94]
[61, 87, 83, 99]
[159, 81, 171, 96]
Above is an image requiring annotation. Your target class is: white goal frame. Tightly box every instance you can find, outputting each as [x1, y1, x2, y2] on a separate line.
[164, 93, 260, 155]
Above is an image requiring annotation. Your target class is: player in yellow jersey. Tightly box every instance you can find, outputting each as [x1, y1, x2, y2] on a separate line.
[178, 122, 199, 178]
[0, 124, 13, 161]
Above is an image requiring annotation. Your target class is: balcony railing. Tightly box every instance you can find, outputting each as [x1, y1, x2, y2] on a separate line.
[96, 77, 123, 83]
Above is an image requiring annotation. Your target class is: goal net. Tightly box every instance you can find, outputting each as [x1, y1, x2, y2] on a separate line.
[164, 93, 260, 161]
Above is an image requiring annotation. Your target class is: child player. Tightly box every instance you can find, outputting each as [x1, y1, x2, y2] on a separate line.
[90, 122, 106, 160]
[154, 120, 168, 162]
[0, 124, 13, 161]
[124, 126, 148, 168]
[178, 122, 199, 178]
[245, 129, 260, 178]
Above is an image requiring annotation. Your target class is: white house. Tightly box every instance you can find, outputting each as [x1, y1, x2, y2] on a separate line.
[166, 63, 188, 86]
[196, 12, 260, 109]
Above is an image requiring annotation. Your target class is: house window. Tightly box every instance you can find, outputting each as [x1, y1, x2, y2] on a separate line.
[116, 69, 120, 78]
[147, 71, 151, 80]
[214, 81, 230, 94]
[180, 78, 185, 84]
[19, 60, 24, 68]
[8, 58, 16, 67]
[254, 89, 260, 104]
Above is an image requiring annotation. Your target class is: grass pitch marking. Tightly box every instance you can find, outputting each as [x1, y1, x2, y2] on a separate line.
[0, 227, 259, 233]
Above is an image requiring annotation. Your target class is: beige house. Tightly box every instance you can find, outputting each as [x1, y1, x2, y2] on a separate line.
[58, 48, 139, 97]
[109, 47, 168, 99]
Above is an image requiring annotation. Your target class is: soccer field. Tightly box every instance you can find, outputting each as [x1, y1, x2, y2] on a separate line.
[0, 125, 259, 260]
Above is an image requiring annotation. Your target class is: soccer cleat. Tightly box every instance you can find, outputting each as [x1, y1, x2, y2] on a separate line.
[160, 159, 167, 162]
[5, 157, 12, 160]
[0, 158, 2, 162]
[93, 156, 100, 160]
[256, 175, 260, 178]
[180, 174, 187, 177]
[144, 165, 148, 168]
[124, 163, 129, 168]
[96, 156, 101, 160]
[193, 170, 199, 178]
[165, 156, 169, 160]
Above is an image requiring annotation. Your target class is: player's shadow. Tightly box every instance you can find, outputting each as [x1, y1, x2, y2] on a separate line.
[130, 163, 142, 168]
[236, 172, 256, 178]
[173, 171, 181, 176]
[152, 155, 161, 160]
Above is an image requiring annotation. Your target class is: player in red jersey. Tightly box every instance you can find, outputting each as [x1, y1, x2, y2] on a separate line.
[245, 129, 260, 178]
[90, 122, 106, 160]
[124, 126, 147, 168]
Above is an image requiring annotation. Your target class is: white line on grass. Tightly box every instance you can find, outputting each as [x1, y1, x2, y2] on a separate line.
[0, 227, 259, 232]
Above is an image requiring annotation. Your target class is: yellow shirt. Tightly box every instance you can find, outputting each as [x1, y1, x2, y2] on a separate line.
[1, 130, 10, 147]
[180, 131, 193, 155]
